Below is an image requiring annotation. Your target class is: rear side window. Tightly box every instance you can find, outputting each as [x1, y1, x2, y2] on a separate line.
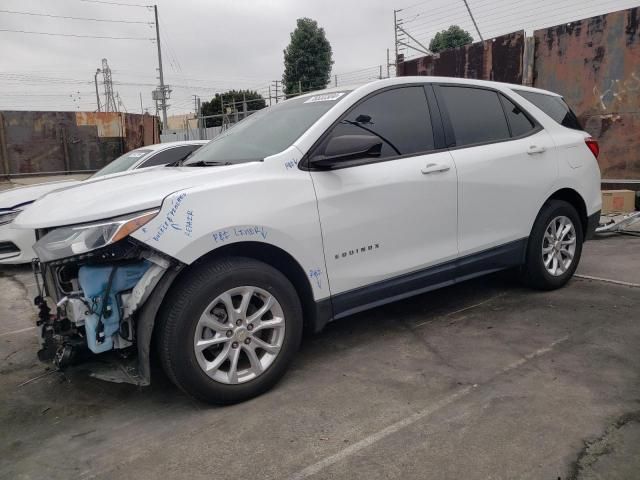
[318, 86, 435, 161]
[439, 86, 510, 147]
[514, 90, 583, 131]
[499, 95, 536, 137]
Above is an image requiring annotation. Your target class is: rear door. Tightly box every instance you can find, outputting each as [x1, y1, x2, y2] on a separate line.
[307, 85, 458, 315]
[435, 84, 557, 263]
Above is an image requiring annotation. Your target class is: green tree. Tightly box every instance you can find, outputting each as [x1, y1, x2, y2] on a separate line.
[200, 90, 266, 128]
[283, 18, 333, 96]
[428, 25, 473, 53]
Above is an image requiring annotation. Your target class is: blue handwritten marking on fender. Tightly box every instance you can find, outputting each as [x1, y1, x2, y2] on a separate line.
[212, 226, 268, 243]
[308, 268, 322, 289]
[285, 158, 298, 170]
[152, 192, 188, 242]
[185, 210, 194, 237]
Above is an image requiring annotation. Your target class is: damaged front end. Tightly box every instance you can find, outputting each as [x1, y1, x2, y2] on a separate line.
[32, 210, 182, 385]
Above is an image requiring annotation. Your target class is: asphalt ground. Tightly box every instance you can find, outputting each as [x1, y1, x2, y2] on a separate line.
[1, 235, 639, 480]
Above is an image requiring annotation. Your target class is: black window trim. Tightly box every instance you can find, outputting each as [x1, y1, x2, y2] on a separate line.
[432, 83, 543, 152]
[299, 83, 448, 172]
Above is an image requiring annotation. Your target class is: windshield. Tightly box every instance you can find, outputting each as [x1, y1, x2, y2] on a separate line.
[91, 149, 153, 178]
[183, 91, 351, 166]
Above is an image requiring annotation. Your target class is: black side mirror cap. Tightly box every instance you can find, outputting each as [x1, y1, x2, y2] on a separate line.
[310, 134, 382, 169]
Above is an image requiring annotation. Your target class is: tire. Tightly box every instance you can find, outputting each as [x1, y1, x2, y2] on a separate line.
[522, 200, 584, 290]
[156, 256, 303, 404]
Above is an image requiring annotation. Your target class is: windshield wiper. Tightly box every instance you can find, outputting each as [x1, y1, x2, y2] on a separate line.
[184, 160, 233, 167]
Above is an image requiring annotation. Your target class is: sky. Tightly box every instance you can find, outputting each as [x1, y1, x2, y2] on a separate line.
[0, 0, 637, 115]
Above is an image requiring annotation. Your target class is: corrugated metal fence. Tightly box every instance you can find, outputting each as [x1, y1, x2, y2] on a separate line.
[0, 111, 159, 177]
[534, 8, 640, 180]
[397, 7, 640, 180]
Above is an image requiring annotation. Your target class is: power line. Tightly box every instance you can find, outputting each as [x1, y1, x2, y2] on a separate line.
[78, 0, 151, 7]
[0, 29, 154, 40]
[0, 9, 153, 24]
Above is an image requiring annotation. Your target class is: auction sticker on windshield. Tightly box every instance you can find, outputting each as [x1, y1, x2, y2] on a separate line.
[304, 92, 346, 103]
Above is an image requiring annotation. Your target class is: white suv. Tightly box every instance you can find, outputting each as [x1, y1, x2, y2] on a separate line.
[16, 77, 601, 404]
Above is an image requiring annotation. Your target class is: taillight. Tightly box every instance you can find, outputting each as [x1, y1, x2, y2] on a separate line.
[585, 137, 599, 159]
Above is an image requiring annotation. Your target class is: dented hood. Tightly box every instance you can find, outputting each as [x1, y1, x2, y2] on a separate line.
[15, 164, 255, 229]
[0, 179, 82, 210]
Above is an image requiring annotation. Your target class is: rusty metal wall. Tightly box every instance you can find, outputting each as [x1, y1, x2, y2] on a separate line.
[397, 31, 525, 83]
[533, 8, 640, 179]
[0, 111, 160, 176]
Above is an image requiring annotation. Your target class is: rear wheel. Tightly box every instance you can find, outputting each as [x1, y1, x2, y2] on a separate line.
[522, 200, 583, 290]
[156, 257, 303, 404]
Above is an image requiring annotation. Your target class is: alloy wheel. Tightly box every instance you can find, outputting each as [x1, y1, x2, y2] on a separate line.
[542, 215, 577, 276]
[193, 286, 285, 384]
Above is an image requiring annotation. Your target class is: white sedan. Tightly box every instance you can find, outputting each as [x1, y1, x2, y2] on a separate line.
[0, 141, 206, 264]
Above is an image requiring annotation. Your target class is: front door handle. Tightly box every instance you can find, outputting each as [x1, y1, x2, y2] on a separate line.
[527, 145, 546, 155]
[421, 163, 450, 174]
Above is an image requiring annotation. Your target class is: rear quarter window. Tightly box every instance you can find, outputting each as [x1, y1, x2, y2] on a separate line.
[514, 90, 583, 131]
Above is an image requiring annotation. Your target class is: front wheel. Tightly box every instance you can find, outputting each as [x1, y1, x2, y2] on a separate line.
[522, 200, 584, 290]
[156, 257, 303, 404]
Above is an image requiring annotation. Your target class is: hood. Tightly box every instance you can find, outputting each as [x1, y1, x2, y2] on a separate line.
[0, 180, 82, 210]
[15, 163, 259, 229]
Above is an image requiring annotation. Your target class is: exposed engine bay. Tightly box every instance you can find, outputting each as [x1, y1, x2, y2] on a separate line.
[33, 237, 180, 385]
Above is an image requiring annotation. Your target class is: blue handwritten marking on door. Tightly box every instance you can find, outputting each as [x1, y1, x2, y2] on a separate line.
[212, 226, 269, 243]
[309, 268, 322, 289]
[285, 158, 298, 170]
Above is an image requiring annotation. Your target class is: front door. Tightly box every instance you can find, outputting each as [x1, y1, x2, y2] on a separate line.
[307, 85, 458, 317]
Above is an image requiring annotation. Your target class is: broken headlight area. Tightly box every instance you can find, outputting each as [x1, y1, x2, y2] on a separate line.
[33, 209, 159, 263]
[33, 217, 177, 385]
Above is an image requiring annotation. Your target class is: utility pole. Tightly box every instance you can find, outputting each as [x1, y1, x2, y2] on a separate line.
[192, 94, 199, 116]
[462, 0, 483, 41]
[393, 9, 399, 69]
[154, 5, 168, 126]
[220, 95, 226, 130]
[139, 92, 143, 114]
[272, 80, 280, 104]
[94, 69, 102, 112]
[268, 85, 272, 106]
[334, 75, 337, 87]
[386, 48, 391, 78]
[298, 80, 302, 95]
[242, 92, 247, 119]
[197, 97, 203, 139]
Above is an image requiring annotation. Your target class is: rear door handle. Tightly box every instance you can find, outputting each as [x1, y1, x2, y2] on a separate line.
[421, 163, 450, 174]
[527, 145, 546, 155]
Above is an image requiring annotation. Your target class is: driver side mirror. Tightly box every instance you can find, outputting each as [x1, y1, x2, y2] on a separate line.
[310, 134, 383, 169]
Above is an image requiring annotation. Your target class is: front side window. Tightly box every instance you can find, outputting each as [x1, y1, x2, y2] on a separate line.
[315, 86, 435, 163]
[183, 91, 351, 166]
[439, 86, 510, 147]
[513, 90, 583, 131]
[92, 149, 152, 178]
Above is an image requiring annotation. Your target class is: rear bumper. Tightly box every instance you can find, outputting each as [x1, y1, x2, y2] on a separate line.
[585, 210, 600, 240]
